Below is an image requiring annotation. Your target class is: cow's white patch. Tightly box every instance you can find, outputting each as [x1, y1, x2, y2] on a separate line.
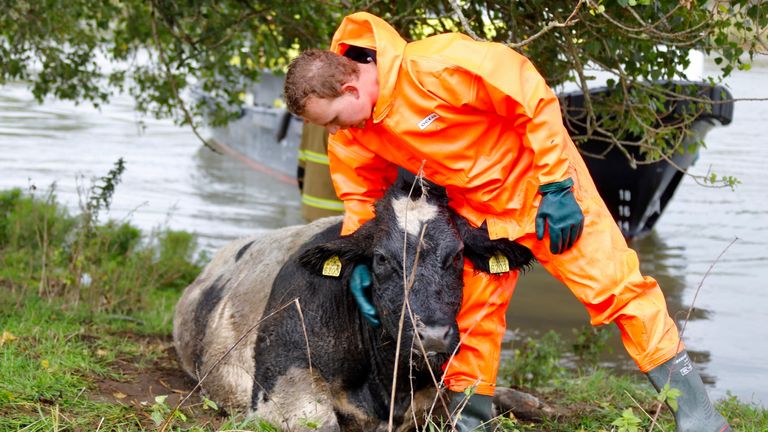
[198, 299, 255, 407]
[252, 367, 337, 431]
[391, 195, 438, 236]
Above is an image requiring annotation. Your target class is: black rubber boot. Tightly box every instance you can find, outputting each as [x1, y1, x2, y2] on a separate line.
[646, 351, 731, 432]
[447, 390, 494, 432]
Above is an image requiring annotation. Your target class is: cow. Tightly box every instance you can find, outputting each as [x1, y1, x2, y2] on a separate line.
[173, 176, 533, 431]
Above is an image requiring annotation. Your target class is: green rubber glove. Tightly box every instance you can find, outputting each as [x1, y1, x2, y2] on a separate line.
[350, 264, 380, 327]
[535, 178, 584, 254]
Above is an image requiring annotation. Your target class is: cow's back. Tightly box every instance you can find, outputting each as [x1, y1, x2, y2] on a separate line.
[173, 216, 342, 410]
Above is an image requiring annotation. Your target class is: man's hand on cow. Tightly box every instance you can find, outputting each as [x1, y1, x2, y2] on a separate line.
[535, 178, 584, 255]
[350, 264, 381, 327]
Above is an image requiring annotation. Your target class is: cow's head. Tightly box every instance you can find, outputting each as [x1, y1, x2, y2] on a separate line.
[299, 177, 533, 369]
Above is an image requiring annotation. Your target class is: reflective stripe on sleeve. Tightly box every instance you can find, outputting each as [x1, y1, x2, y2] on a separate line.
[301, 193, 345, 211]
[298, 149, 330, 165]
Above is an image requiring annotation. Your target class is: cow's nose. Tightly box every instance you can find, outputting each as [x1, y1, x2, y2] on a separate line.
[416, 325, 455, 354]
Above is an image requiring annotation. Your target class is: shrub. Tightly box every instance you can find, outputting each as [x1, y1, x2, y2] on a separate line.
[0, 187, 204, 313]
[500, 330, 566, 389]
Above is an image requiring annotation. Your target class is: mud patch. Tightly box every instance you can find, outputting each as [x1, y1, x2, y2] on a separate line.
[91, 351, 193, 408]
[88, 333, 223, 427]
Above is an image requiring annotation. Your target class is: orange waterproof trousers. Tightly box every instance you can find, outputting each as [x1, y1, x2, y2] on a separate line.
[442, 200, 683, 396]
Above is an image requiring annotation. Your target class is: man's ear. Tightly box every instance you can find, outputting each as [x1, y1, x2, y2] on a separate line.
[340, 82, 360, 99]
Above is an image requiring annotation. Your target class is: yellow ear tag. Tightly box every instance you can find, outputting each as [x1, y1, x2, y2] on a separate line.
[322, 255, 342, 277]
[488, 253, 510, 274]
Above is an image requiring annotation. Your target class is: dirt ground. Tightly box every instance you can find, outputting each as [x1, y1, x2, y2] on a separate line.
[83, 333, 575, 431]
[88, 333, 224, 428]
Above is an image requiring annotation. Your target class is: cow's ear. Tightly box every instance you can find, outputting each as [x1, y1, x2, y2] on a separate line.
[298, 221, 376, 276]
[452, 213, 535, 273]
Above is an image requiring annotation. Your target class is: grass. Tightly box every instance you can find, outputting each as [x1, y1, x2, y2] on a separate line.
[0, 294, 274, 431]
[0, 297, 146, 431]
[0, 178, 285, 431]
[1, 184, 766, 431]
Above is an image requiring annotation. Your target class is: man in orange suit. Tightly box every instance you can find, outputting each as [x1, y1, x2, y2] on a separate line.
[284, 12, 730, 432]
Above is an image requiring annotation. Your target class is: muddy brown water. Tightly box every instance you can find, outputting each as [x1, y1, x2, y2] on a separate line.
[1, 59, 766, 407]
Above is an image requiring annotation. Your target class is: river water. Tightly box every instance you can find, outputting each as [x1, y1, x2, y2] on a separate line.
[1, 59, 766, 407]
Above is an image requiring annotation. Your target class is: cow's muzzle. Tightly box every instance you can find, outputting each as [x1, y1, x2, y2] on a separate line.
[415, 325, 457, 355]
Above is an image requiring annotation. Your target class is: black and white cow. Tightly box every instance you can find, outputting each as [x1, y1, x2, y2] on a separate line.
[173, 177, 533, 431]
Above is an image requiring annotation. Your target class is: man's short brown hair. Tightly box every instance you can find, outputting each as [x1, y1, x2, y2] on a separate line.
[284, 49, 359, 116]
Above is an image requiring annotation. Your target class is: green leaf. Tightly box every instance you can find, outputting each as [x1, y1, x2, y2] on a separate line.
[175, 409, 188, 422]
[202, 395, 219, 411]
[150, 410, 165, 426]
[611, 408, 641, 432]
[657, 383, 682, 412]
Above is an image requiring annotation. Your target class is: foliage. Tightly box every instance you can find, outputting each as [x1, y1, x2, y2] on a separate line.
[507, 368, 664, 431]
[494, 415, 524, 432]
[0, 0, 343, 128]
[571, 324, 613, 368]
[611, 408, 643, 432]
[500, 330, 566, 388]
[150, 395, 188, 426]
[656, 382, 682, 413]
[0, 289, 292, 430]
[0, 184, 205, 313]
[0, 296, 148, 431]
[86, 157, 126, 225]
[1, 1, 765, 175]
[0, 186, 76, 258]
[0, 181, 214, 430]
[492, 331, 766, 431]
[718, 393, 768, 431]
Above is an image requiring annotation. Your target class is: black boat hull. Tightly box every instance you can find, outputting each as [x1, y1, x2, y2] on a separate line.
[560, 82, 734, 238]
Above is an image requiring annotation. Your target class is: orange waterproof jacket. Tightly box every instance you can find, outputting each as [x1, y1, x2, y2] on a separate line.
[328, 12, 593, 240]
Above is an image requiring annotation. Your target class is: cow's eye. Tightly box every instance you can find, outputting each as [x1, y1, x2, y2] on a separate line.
[373, 251, 389, 268]
[443, 249, 463, 270]
[453, 251, 464, 267]
[451, 251, 463, 268]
